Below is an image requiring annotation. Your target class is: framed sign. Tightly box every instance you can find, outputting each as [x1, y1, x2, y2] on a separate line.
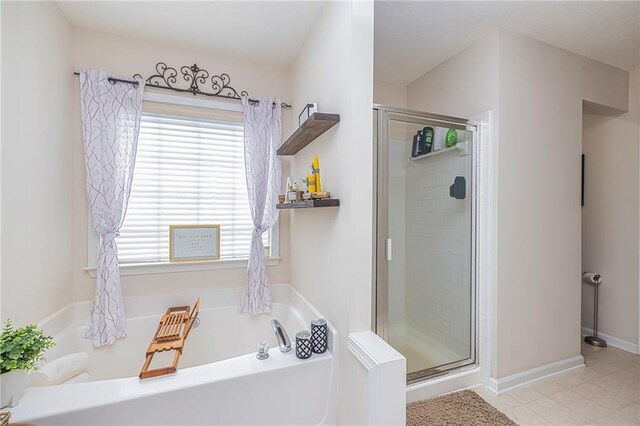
[169, 224, 220, 262]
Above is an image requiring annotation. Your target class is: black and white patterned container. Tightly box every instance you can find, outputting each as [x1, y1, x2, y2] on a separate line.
[311, 318, 328, 354]
[295, 330, 312, 359]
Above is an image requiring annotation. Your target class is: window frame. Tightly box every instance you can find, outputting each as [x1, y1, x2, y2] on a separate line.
[85, 90, 280, 277]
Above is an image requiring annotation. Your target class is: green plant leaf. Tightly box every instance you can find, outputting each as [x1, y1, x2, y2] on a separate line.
[0, 319, 55, 374]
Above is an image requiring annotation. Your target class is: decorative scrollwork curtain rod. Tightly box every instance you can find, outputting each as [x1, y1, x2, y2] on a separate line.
[73, 62, 291, 109]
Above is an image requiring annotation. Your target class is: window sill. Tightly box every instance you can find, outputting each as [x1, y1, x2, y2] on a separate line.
[84, 257, 281, 278]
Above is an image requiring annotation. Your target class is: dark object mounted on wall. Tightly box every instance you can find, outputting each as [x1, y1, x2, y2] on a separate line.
[581, 154, 585, 207]
[136, 62, 247, 99]
[449, 176, 466, 200]
[74, 62, 291, 108]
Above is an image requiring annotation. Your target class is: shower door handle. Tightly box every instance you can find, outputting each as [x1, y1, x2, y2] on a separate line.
[385, 238, 392, 261]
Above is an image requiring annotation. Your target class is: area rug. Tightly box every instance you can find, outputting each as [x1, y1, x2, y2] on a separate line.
[407, 390, 517, 426]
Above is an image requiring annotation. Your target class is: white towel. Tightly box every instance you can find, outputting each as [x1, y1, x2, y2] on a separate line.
[27, 352, 89, 387]
[63, 372, 91, 385]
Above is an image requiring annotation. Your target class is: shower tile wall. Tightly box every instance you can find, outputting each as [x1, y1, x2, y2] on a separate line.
[387, 125, 408, 330]
[404, 145, 472, 359]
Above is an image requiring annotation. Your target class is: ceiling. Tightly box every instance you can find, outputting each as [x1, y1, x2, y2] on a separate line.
[375, 1, 640, 85]
[55, 1, 325, 67]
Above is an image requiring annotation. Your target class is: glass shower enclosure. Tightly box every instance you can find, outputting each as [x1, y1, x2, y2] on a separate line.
[373, 105, 477, 384]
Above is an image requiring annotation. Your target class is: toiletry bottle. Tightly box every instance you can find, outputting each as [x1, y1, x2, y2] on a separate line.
[289, 183, 299, 203]
[433, 127, 446, 151]
[285, 177, 293, 202]
[411, 132, 419, 157]
[307, 173, 316, 193]
[313, 156, 322, 192]
[412, 131, 423, 157]
[445, 129, 458, 148]
[411, 132, 420, 157]
[422, 127, 434, 154]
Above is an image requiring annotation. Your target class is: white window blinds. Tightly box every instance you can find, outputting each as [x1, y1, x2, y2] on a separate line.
[117, 101, 268, 264]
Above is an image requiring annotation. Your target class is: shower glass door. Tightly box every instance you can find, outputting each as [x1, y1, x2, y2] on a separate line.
[374, 106, 476, 383]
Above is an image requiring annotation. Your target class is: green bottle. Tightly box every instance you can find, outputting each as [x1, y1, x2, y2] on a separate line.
[445, 129, 458, 148]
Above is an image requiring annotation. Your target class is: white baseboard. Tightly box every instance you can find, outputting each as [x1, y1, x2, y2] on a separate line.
[581, 327, 638, 354]
[487, 355, 585, 394]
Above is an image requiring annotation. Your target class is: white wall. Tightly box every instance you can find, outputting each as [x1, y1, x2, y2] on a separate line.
[493, 31, 632, 378]
[582, 69, 639, 347]
[1, 1, 74, 326]
[582, 58, 630, 114]
[407, 31, 500, 120]
[374, 80, 406, 108]
[497, 30, 585, 378]
[70, 28, 292, 303]
[288, 1, 374, 423]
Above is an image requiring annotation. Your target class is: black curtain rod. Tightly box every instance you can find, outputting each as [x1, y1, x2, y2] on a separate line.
[74, 72, 139, 87]
[72, 72, 291, 108]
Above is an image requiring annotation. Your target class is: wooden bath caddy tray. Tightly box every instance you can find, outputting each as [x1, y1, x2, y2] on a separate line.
[139, 298, 200, 379]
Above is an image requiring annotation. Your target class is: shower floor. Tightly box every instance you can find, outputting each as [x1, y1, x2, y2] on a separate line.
[388, 324, 466, 374]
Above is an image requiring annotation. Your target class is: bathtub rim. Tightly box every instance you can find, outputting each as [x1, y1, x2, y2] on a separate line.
[12, 349, 334, 423]
[36, 282, 334, 339]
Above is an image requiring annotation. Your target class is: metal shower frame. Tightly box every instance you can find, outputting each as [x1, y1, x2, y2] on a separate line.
[372, 104, 480, 384]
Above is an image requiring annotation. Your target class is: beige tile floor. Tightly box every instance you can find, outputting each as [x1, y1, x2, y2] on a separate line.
[475, 343, 640, 425]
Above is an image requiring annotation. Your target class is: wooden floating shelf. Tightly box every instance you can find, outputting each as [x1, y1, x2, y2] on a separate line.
[409, 141, 469, 161]
[277, 112, 340, 155]
[277, 199, 340, 209]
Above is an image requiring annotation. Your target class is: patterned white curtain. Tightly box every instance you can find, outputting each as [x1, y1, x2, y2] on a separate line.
[240, 97, 282, 314]
[79, 70, 144, 346]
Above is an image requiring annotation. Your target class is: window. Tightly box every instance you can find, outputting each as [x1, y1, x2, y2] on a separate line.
[113, 100, 273, 265]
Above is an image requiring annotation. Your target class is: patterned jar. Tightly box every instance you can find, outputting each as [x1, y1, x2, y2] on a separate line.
[295, 330, 312, 359]
[311, 318, 328, 354]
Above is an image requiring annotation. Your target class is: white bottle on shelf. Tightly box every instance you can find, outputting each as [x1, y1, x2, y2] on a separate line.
[432, 127, 447, 151]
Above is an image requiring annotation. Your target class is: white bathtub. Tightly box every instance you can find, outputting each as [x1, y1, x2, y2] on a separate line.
[11, 283, 337, 425]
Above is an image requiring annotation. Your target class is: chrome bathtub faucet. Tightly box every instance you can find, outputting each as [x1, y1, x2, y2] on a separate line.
[270, 319, 292, 353]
